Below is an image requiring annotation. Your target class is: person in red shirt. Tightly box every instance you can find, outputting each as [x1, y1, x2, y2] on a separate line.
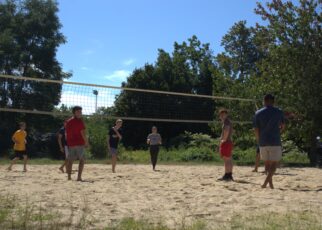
[65, 106, 89, 181]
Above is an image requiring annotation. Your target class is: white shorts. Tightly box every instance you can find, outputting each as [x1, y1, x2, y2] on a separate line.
[260, 146, 282, 161]
[67, 146, 85, 161]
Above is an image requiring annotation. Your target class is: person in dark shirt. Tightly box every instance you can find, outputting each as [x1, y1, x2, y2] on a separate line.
[107, 119, 123, 173]
[57, 124, 68, 173]
[254, 94, 285, 189]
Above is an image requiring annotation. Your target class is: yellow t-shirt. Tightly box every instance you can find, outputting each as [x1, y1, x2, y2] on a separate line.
[12, 130, 27, 151]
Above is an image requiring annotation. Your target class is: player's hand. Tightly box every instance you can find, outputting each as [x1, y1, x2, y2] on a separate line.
[60, 147, 64, 153]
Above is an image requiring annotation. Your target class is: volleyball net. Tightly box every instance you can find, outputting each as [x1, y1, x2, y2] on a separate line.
[0, 74, 256, 124]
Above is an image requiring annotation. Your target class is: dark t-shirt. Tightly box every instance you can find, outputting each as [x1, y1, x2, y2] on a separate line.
[254, 106, 285, 146]
[109, 128, 122, 149]
[58, 127, 67, 147]
[221, 118, 233, 142]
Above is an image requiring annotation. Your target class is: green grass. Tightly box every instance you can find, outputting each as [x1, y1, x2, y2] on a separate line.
[0, 194, 321, 230]
[0, 194, 96, 230]
[106, 213, 322, 230]
[231, 211, 322, 230]
[0, 147, 310, 167]
[105, 218, 207, 230]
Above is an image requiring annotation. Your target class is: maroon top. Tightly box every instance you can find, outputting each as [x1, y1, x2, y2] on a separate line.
[65, 117, 85, 147]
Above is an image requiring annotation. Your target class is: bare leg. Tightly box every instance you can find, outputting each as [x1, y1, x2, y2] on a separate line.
[264, 161, 269, 174]
[262, 161, 277, 188]
[229, 159, 233, 173]
[77, 159, 85, 181]
[268, 162, 277, 189]
[23, 155, 28, 172]
[67, 160, 73, 180]
[253, 154, 260, 172]
[223, 157, 233, 180]
[111, 155, 117, 173]
[224, 157, 233, 173]
[64, 159, 68, 172]
[7, 157, 19, 171]
[224, 158, 228, 173]
[262, 161, 270, 188]
[59, 160, 66, 173]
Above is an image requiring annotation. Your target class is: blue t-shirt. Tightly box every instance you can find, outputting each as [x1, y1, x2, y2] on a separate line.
[254, 106, 285, 147]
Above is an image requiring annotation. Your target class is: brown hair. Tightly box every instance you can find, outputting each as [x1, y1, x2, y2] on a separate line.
[264, 94, 275, 104]
[72, 106, 82, 114]
[19, 122, 26, 128]
[218, 108, 228, 115]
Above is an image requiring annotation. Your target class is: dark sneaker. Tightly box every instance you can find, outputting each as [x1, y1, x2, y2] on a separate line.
[217, 174, 229, 181]
[227, 173, 234, 181]
[227, 175, 234, 181]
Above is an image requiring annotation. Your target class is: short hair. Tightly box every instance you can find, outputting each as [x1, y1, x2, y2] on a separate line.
[264, 94, 275, 103]
[72, 106, 82, 114]
[152, 126, 157, 129]
[116, 119, 123, 124]
[19, 122, 26, 128]
[218, 108, 228, 115]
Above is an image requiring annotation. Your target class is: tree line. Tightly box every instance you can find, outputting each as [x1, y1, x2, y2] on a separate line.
[0, 0, 321, 157]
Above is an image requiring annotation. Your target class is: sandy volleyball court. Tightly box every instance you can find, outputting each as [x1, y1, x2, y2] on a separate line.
[1, 164, 322, 228]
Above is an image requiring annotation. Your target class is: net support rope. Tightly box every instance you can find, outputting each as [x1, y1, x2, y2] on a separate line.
[0, 74, 256, 124]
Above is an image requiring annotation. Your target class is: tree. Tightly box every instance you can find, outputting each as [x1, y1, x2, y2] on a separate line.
[0, 0, 68, 155]
[213, 21, 262, 128]
[0, 0, 69, 130]
[253, 0, 322, 148]
[113, 36, 216, 148]
[219, 21, 262, 81]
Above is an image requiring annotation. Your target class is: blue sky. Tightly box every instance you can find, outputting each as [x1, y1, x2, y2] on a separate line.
[56, 0, 263, 87]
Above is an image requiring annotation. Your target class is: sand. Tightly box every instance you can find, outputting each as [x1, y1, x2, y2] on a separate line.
[1, 164, 322, 228]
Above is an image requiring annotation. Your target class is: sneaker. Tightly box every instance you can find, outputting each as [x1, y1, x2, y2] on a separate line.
[227, 175, 234, 181]
[217, 174, 229, 181]
[227, 173, 234, 181]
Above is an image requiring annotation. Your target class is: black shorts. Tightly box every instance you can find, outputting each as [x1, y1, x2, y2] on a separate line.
[14, 150, 27, 160]
[256, 146, 260, 155]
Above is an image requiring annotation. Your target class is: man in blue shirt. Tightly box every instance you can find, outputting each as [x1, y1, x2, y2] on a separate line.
[254, 94, 285, 189]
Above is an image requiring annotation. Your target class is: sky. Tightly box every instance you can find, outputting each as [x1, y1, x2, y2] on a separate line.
[56, 0, 263, 87]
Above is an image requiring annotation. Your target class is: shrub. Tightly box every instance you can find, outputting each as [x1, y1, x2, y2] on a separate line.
[179, 147, 216, 162]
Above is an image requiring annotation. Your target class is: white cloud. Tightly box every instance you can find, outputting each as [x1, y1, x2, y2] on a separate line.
[123, 58, 135, 66]
[104, 70, 131, 82]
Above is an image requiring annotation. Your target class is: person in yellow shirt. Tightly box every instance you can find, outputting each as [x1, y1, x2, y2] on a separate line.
[7, 122, 28, 172]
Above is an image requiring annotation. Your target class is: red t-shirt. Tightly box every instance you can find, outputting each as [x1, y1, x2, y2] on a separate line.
[65, 117, 85, 147]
